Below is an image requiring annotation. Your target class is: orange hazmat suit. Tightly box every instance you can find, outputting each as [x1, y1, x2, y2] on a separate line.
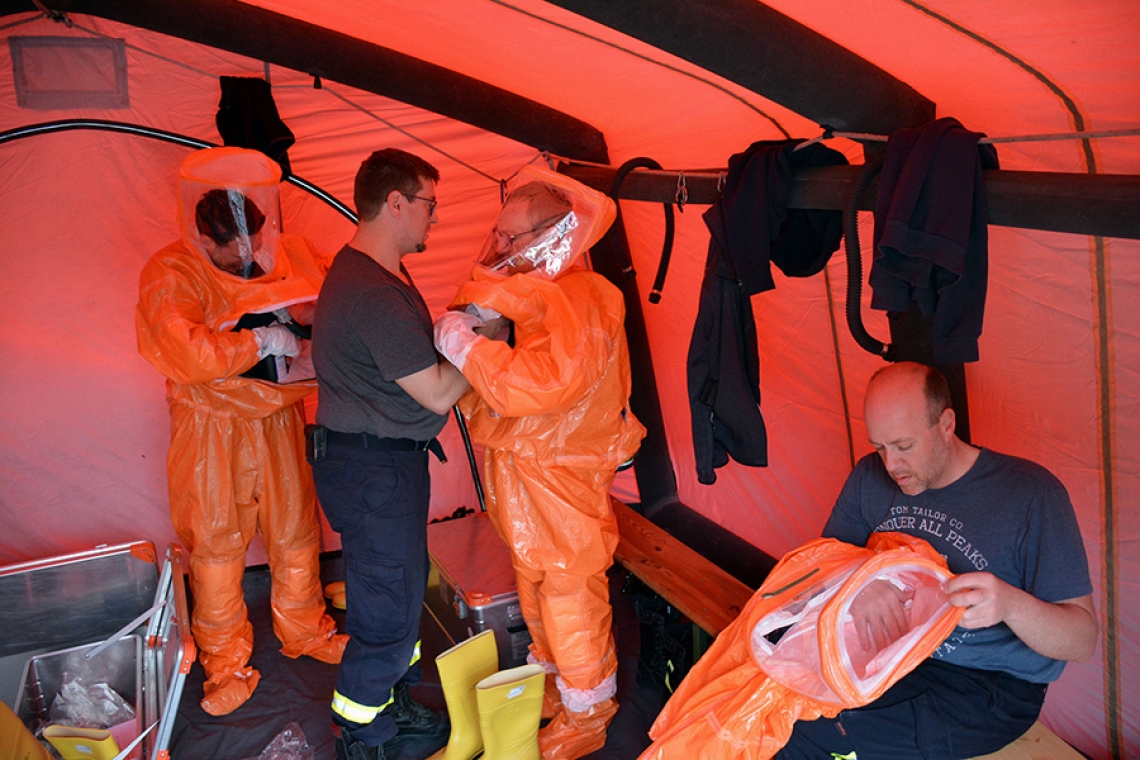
[443, 165, 646, 759]
[136, 147, 344, 716]
[640, 532, 964, 760]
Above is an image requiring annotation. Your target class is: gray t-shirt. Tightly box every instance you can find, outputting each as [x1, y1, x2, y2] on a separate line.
[823, 448, 1092, 683]
[312, 245, 447, 440]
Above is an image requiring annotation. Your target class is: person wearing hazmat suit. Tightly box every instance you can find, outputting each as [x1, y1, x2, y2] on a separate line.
[434, 166, 646, 760]
[136, 147, 346, 716]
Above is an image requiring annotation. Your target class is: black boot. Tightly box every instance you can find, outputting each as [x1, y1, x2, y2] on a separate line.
[333, 724, 386, 760]
[634, 589, 694, 697]
[382, 680, 450, 760]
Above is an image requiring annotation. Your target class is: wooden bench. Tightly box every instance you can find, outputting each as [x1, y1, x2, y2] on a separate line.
[609, 498, 1083, 760]
[611, 497, 752, 636]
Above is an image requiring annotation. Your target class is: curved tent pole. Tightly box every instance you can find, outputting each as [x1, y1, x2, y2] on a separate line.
[559, 161, 1140, 241]
[0, 118, 358, 222]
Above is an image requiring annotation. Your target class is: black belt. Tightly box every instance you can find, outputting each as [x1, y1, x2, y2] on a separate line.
[307, 425, 446, 463]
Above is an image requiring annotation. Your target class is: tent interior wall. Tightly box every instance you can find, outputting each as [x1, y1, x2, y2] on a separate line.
[0, 2, 1136, 758]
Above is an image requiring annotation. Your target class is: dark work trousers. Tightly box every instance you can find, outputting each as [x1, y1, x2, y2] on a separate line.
[775, 659, 1046, 760]
[312, 443, 432, 746]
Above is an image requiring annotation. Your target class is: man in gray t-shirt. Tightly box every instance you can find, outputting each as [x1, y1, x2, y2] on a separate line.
[778, 362, 1098, 760]
[309, 148, 471, 760]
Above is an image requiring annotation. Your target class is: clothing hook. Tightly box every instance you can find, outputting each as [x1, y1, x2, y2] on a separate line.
[793, 124, 836, 152]
[675, 171, 688, 212]
[716, 171, 727, 194]
[793, 135, 824, 152]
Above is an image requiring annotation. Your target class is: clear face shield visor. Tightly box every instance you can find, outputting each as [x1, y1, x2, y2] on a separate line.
[473, 166, 617, 281]
[477, 210, 580, 279]
[178, 148, 282, 278]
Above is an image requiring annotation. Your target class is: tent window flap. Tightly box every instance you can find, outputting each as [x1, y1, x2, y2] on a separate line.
[10, 36, 129, 110]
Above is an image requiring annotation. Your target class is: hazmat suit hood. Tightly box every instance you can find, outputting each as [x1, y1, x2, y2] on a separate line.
[179, 147, 282, 278]
[138, 146, 330, 416]
[476, 164, 616, 280]
[642, 533, 964, 760]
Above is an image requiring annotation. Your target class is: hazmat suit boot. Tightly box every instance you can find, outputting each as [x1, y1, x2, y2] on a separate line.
[476, 664, 545, 760]
[537, 697, 618, 760]
[430, 630, 500, 760]
[188, 551, 262, 716]
[200, 665, 261, 716]
[382, 680, 451, 760]
[290, 630, 349, 665]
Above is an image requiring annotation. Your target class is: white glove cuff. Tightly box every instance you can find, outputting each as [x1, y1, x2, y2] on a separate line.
[252, 325, 272, 359]
[434, 311, 486, 371]
[439, 331, 486, 372]
[465, 303, 502, 323]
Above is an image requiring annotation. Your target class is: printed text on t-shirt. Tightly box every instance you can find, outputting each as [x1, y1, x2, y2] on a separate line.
[874, 505, 989, 571]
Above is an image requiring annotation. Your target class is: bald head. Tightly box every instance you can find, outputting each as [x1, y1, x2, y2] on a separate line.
[867, 362, 953, 427]
[505, 182, 573, 227]
[864, 362, 967, 495]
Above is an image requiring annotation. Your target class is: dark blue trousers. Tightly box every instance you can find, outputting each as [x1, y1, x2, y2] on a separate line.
[775, 659, 1047, 760]
[312, 443, 432, 746]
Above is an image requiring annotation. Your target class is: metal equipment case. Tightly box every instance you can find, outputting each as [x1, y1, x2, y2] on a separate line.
[425, 513, 532, 669]
[0, 542, 194, 760]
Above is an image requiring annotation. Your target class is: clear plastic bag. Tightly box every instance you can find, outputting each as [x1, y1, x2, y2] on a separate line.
[242, 722, 314, 760]
[48, 672, 136, 729]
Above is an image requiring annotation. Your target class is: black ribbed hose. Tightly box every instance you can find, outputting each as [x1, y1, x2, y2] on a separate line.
[844, 155, 894, 360]
[608, 158, 676, 302]
[452, 406, 485, 513]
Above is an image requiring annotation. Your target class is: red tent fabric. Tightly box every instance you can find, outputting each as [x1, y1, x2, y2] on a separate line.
[1, 3, 1135, 756]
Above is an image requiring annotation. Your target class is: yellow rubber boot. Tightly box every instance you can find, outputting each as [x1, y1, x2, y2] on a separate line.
[476, 664, 546, 760]
[429, 630, 500, 760]
[1, 701, 51, 760]
[324, 581, 346, 610]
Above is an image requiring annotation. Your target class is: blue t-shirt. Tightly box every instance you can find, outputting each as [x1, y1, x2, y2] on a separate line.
[823, 448, 1092, 683]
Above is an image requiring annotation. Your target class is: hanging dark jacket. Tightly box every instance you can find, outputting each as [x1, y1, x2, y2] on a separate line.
[216, 76, 296, 178]
[687, 140, 845, 485]
[871, 117, 1000, 363]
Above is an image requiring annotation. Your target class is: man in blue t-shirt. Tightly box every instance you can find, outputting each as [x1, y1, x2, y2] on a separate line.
[778, 361, 1098, 760]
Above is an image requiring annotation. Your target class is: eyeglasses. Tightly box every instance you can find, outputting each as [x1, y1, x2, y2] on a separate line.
[402, 193, 438, 215]
[492, 214, 566, 251]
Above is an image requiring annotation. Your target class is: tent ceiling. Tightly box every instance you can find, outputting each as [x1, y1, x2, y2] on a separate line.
[546, 0, 936, 133]
[13, 0, 937, 145]
[15, 0, 938, 155]
[8, 0, 611, 160]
